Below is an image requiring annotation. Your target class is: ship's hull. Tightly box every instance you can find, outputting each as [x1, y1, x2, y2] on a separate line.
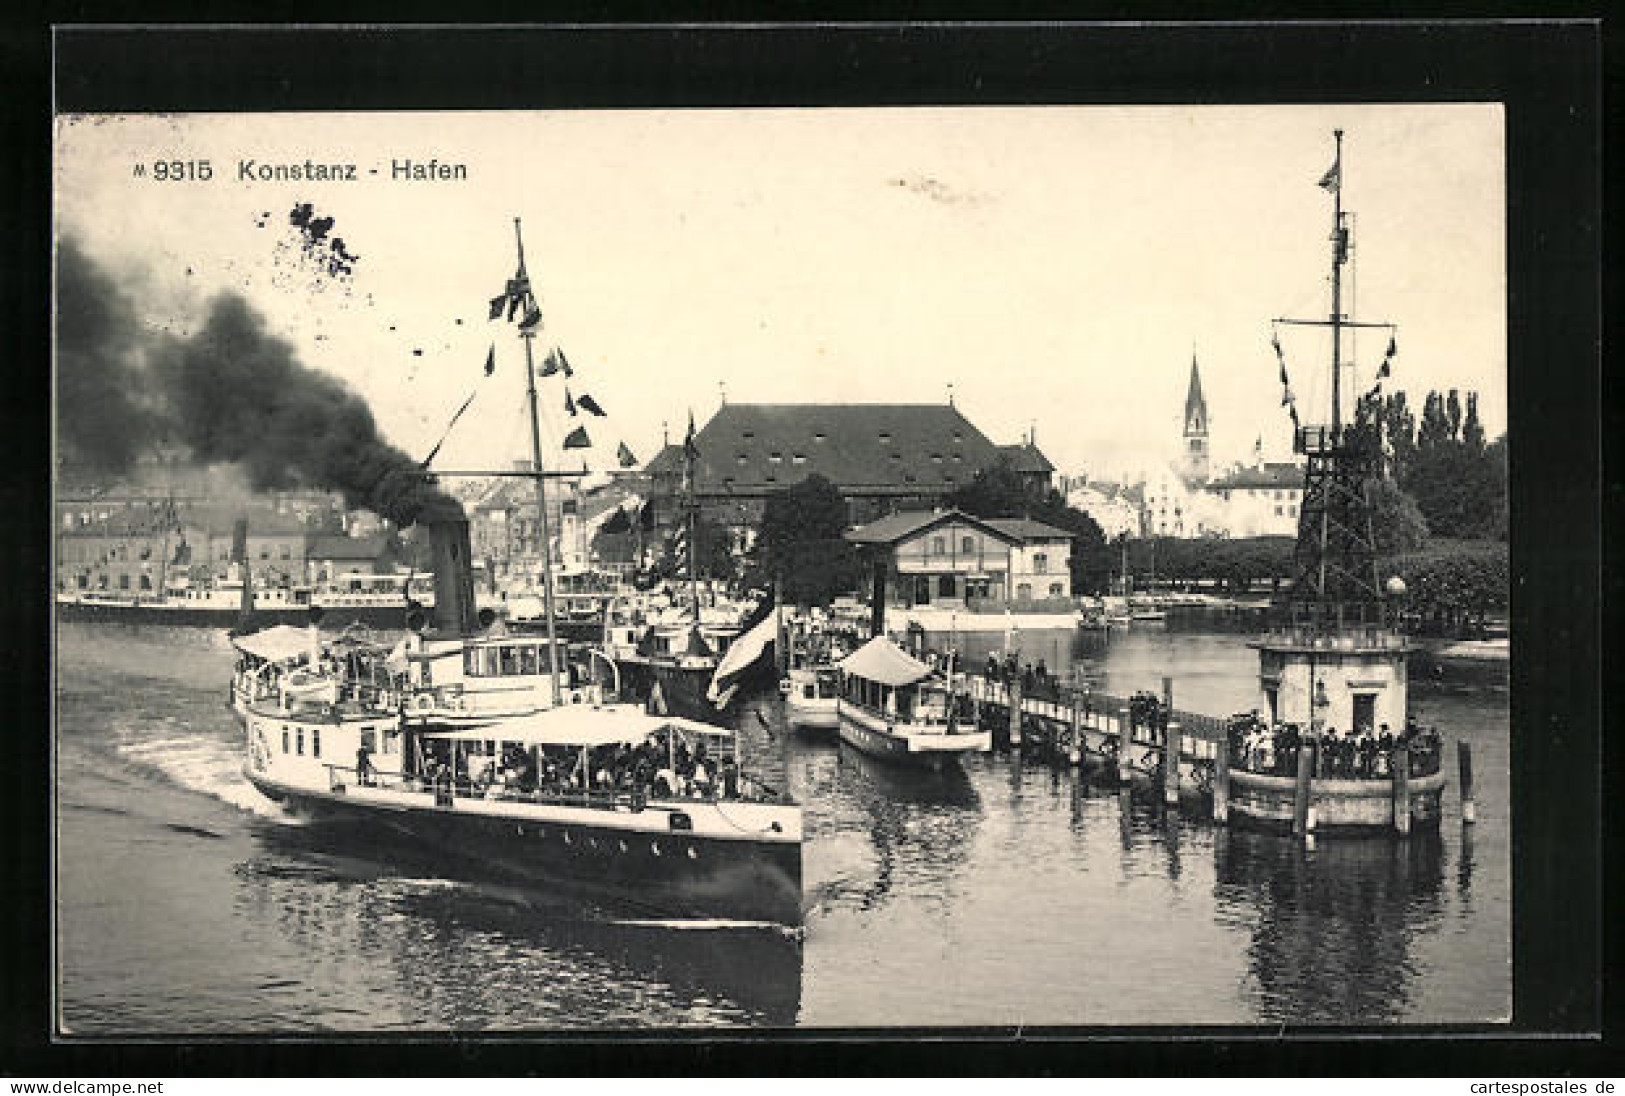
[245, 769, 803, 925]
[57, 597, 420, 631]
[836, 702, 990, 770]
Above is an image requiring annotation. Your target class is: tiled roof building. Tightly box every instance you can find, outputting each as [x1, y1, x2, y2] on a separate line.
[646, 402, 1021, 531]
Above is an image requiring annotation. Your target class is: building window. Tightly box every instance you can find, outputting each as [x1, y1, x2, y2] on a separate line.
[736, 454, 747, 465]
[296, 729, 304, 756]
[769, 452, 783, 463]
[1049, 582, 1064, 598]
[139, 574, 152, 590]
[280, 544, 291, 560]
[813, 433, 826, 442]
[259, 547, 270, 560]
[931, 536, 945, 555]
[118, 574, 130, 590]
[312, 729, 320, 758]
[792, 454, 806, 464]
[932, 454, 944, 463]
[1016, 583, 1032, 600]
[938, 575, 955, 597]
[282, 729, 289, 754]
[878, 432, 892, 444]
[1274, 505, 1284, 516]
[741, 431, 754, 440]
[1034, 553, 1048, 574]
[961, 536, 975, 554]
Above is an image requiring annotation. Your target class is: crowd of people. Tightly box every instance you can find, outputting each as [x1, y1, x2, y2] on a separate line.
[981, 652, 1062, 699]
[1227, 714, 1443, 780]
[409, 729, 746, 806]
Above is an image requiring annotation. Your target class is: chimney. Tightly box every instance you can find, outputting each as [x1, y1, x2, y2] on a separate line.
[421, 496, 479, 636]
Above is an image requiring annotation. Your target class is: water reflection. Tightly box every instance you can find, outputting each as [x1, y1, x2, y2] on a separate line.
[241, 814, 802, 1027]
[1214, 828, 1448, 1024]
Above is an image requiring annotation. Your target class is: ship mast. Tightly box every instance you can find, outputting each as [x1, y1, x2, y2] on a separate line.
[513, 217, 564, 706]
[1277, 129, 1387, 631]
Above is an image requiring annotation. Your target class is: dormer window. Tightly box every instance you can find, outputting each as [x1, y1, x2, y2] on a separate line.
[742, 431, 755, 440]
[813, 433, 827, 443]
[737, 454, 748, 465]
[769, 452, 783, 464]
[952, 432, 963, 443]
[931, 453, 944, 463]
[878, 432, 892, 444]
[792, 454, 807, 464]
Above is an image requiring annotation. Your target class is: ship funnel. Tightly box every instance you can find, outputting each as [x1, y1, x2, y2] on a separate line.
[420, 497, 480, 637]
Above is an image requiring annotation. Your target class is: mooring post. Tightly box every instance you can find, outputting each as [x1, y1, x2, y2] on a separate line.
[1161, 676, 1173, 747]
[1212, 728, 1231, 824]
[1008, 677, 1023, 750]
[1458, 740, 1476, 824]
[1117, 705, 1133, 784]
[1292, 737, 1315, 838]
[1392, 739, 1412, 836]
[1163, 720, 1182, 805]
[1068, 696, 1083, 766]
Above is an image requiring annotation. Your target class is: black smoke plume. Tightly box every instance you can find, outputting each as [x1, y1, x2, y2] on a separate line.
[56, 236, 459, 528]
[56, 237, 162, 473]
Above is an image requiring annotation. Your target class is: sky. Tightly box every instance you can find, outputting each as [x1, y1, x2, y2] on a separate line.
[54, 105, 1504, 485]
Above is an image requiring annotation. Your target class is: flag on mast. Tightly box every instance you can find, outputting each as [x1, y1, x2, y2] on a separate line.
[483, 344, 496, 376]
[1318, 159, 1341, 192]
[617, 441, 638, 468]
[563, 425, 591, 450]
[539, 349, 561, 377]
[578, 394, 605, 417]
[564, 387, 577, 416]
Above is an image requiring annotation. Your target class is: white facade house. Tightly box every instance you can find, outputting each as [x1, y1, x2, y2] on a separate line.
[1199, 461, 1304, 538]
[1065, 483, 1142, 539]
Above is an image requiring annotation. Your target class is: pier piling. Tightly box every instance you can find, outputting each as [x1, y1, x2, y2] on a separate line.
[1458, 740, 1476, 824]
[1212, 733, 1230, 824]
[1117, 707, 1133, 784]
[1068, 698, 1082, 766]
[1292, 739, 1315, 838]
[1163, 721, 1182, 805]
[1008, 679, 1023, 750]
[1392, 744, 1412, 836]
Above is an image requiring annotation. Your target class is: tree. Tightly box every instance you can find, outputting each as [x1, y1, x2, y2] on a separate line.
[748, 474, 861, 607]
[1366, 477, 1430, 555]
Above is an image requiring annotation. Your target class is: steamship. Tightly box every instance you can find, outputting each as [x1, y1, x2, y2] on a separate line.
[234, 503, 803, 925]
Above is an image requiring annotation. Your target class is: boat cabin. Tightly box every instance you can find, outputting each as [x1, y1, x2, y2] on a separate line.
[403, 633, 604, 723]
[836, 636, 956, 728]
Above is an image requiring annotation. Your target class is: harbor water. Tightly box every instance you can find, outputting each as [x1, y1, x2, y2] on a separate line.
[55, 620, 1509, 1031]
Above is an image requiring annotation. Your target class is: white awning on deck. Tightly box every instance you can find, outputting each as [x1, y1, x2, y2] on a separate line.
[419, 704, 733, 748]
[230, 624, 315, 664]
[837, 636, 936, 687]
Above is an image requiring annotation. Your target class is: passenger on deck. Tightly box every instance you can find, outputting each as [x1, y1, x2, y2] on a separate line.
[356, 743, 374, 787]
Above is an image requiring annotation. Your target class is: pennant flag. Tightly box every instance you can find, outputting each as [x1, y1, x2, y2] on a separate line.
[1386, 334, 1397, 358]
[539, 349, 561, 376]
[563, 425, 591, 450]
[1279, 361, 1289, 387]
[1271, 331, 1283, 357]
[1318, 160, 1340, 192]
[488, 295, 506, 321]
[1281, 386, 1295, 408]
[564, 387, 577, 416]
[559, 349, 574, 378]
[483, 344, 495, 376]
[617, 441, 638, 468]
[1288, 404, 1300, 427]
[505, 293, 522, 322]
[518, 305, 542, 332]
[1376, 359, 1391, 380]
[578, 394, 606, 417]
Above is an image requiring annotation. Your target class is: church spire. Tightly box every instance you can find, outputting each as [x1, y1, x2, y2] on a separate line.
[1181, 352, 1210, 485]
[1183, 353, 1207, 433]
